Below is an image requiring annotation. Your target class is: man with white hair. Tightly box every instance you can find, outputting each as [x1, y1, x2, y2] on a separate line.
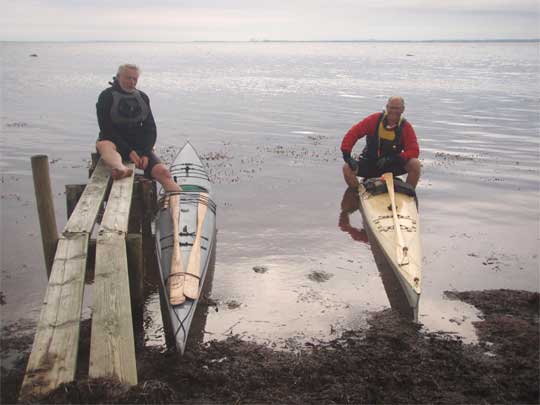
[96, 64, 179, 192]
[341, 96, 421, 188]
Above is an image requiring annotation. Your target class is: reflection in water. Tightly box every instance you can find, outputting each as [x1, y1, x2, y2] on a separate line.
[339, 187, 368, 243]
[339, 188, 417, 321]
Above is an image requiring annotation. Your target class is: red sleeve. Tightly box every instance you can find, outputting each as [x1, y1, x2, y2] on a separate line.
[340, 113, 381, 153]
[400, 121, 420, 160]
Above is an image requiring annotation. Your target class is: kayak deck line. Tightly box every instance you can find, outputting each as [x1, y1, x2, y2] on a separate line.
[21, 155, 160, 400]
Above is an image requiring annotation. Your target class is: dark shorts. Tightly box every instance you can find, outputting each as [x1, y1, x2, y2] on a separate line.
[356, 157, 407, 179]
[136, 151, 162, 179]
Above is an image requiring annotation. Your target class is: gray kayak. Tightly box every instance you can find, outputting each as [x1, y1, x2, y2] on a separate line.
[154, 141, 217, 354]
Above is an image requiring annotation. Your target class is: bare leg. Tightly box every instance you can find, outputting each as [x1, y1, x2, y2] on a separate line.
[96, 140, 133, 180]
[151, 163, 181, 192]
[404, 158, 421, 188]
[342, 163, 360, 188]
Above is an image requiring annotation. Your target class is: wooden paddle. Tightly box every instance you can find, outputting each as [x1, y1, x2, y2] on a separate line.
[382, 173, 409, 266]
[168, 194, 186, 305]
[183, 193, 208, 300]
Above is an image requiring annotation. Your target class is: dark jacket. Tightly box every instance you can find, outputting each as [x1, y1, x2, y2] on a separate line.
[96, 79, 157, 158]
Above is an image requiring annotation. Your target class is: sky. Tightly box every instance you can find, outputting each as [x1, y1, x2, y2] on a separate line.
[1, 0, 539, 42]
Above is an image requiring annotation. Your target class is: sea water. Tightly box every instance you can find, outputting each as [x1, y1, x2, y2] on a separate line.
[1, 41, 539, 349]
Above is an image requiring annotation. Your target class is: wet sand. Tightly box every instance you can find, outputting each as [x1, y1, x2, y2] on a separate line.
[2, 289, 538, 404]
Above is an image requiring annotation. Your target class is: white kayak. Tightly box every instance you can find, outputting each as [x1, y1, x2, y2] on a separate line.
[358, 174, 421, 312]
[154, 141, 217, 354]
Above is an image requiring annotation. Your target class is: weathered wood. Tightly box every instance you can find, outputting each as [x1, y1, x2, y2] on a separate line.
[64, 161, 111, 234]
[127, 233, 144, 307]
[20, 159, 111, 400]
[128, 180, 142, 234]
[89, 152, 100, 177]
[140, 179, 155, 277]
[89, 164, 137, 385]
[31, 155, 59, 277]
[65, 184, 86, 219]
[184, 194, 208, 299]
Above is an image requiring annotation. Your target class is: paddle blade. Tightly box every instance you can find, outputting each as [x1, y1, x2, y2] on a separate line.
[183, 276, 199, 300]
[168, 273, 186, 305]
[184, 193, 208, 300]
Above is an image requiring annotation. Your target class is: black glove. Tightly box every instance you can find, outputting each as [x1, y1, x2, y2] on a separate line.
[376, 155, 401, 170]
[342, 151, 358, 171]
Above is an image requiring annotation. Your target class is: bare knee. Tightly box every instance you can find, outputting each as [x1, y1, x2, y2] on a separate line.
[343, 163, 359, 188]
[343, 163, 354, 177]
[151, 164, 172, 181]
[405, 158, 421, 176]
[96, 140, 117, 153]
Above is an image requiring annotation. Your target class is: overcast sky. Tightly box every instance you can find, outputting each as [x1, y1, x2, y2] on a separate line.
[2, 0, 539, 41]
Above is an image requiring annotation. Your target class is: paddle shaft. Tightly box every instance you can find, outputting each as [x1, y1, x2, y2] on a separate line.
[184, 193, 209, 299]
[169, 194, 185, 305]
[383, 173, 408, 262]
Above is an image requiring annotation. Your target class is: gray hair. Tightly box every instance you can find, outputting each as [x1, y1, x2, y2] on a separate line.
[117, 64, 140, 76]
[387, 95, 405, 108]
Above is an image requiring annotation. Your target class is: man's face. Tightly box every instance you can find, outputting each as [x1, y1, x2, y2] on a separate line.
[386, 99, 404, 123]
[118, 68, 139, 92]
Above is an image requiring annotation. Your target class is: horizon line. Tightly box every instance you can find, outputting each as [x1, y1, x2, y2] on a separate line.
[2, 38, 539, 44]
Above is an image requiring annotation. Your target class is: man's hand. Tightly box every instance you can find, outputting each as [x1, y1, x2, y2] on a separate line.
[129, 151, 149, 170]
[139, 156, 149, 170]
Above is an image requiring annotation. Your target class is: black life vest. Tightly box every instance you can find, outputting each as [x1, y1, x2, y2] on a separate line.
[110, 89, 149, 128]
[362, 112, 406, 161]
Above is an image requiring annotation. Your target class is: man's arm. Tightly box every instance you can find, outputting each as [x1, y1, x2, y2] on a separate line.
[340, 112, 380, 155]
[140, 93, 157, 156]
[96, 90, 133, 157]
[400, 122, 420, 160]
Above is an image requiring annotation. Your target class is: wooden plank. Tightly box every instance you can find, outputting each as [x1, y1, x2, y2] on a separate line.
[20, 159, 111, 400]
[65, 160, 111, 234]
[89, 164, 137, 385]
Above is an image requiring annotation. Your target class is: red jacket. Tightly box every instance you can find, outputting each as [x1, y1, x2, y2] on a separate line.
[341, 112, 420, 160]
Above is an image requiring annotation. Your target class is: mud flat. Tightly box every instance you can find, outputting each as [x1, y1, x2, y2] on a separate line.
[2, 289, 538, 404]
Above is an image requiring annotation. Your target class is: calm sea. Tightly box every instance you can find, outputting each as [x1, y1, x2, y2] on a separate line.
[1, 41, 539, 348]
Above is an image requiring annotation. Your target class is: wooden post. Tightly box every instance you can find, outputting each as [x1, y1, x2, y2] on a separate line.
[128, 180, 143, 234]
[65, 184, 86, 219]
[127, 233, 144, 307]
[89, 152, 100, 177]
[31, 155, 59, 278]
[141, 180, 156, 279]
[127, 233, 144, 348]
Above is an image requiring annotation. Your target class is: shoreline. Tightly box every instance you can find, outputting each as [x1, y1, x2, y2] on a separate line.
[2, 288, 538, 404]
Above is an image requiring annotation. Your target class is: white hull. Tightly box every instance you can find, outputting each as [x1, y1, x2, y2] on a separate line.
[154, 142, 217, 354]
[358, 178, 421, 310]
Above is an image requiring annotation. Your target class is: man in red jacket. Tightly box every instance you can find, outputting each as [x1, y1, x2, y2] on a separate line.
[341, 96, 421, 188]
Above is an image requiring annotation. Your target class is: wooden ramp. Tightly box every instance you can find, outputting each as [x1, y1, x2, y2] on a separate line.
[20, 160, 138, 399]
